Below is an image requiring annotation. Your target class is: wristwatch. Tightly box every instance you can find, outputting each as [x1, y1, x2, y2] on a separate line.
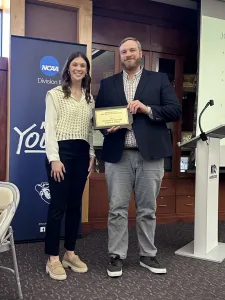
[146, 106, 153, 119]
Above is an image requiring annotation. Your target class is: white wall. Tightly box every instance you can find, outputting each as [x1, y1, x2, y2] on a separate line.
[197, 0, 225, 166]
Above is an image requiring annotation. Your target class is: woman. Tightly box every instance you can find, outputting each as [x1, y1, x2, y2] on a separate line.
[44, 52, 95, 280]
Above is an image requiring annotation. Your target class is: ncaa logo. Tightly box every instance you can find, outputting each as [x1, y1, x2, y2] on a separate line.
[40, 56, 59, 76]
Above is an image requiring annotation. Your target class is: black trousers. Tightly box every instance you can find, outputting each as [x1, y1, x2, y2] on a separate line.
[45, 140, 89, 256]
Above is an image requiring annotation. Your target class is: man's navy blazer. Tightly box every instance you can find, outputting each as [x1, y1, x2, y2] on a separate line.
[95, 69, 182, 163]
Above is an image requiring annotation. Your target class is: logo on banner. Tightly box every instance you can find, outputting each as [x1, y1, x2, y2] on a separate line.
[14, 122, 46, 154]
[40, 56, 59, 76]
[40, 227, 46, 233]
[39, 223, 46, 233]
[209, 164, 217, 180]
[35, 182, 51, 204]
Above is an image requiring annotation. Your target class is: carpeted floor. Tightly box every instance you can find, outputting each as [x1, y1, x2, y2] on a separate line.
[1, 222, 225, 300]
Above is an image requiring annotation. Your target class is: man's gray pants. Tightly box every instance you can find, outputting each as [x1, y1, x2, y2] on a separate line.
[105, 150, 164, 259]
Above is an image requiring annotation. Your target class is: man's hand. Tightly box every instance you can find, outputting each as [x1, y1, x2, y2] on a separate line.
[128, 100, 148, 114]
[107, 126, 121, 133]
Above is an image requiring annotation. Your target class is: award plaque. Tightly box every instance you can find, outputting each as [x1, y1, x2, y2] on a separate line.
[93, 106, 133, 130]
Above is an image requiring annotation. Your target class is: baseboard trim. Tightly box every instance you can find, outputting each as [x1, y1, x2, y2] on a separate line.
[88, 213, 225, 231]
[82, 222, 91, 235]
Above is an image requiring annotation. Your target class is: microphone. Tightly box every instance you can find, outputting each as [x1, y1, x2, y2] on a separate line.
[198, 99, 214, 142]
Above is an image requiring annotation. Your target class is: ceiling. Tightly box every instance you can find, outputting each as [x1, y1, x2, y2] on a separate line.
[150, 0, 199, 10]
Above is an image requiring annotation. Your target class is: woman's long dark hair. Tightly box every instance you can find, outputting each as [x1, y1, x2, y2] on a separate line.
[61, 52, 92, 103]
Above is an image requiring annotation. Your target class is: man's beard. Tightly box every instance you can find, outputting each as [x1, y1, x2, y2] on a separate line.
[122, 57, 142, 71]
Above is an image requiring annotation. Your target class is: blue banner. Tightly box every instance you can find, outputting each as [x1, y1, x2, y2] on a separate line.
[9, 35, 86, 241]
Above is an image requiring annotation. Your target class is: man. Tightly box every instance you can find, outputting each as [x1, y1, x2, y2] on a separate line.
[95, 37, 181, 277]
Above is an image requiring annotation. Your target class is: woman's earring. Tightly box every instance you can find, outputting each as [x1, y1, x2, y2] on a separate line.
[68, 70, 70, 74]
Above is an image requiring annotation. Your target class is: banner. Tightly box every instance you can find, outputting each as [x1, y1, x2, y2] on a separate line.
[9, 36, 86, 241]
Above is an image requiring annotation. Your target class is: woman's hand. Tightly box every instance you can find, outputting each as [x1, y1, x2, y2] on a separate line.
[51, 161, 66, 182]
[88, 156, 95, 178]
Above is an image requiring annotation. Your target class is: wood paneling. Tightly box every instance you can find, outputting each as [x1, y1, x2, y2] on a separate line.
[128, 194, 177, 217]
[93, 0, 197, 31]
[82, 181, 89, 223]
[93, 7, 193, 31]
[176, 178, 195, 195]
[92, 15, 151, 50]
[128, 195, 136, 218]
[151, 26, 180, 52]
[157, 196, 176, 214]
[88, 174, 195, 228]
[150, 27, 191, 54]
[89, 176, 177, 226]
[159, 179, 176, 196]
[10, 0, 26, 36]
[82, 222, 91, 235]
[89, 174, 109, 222]
[92, 15, 194, 55]
[93, 0, 197, 55]
[0, 58, 8, 181]
[26, 0, 93, 65]
[88, 176, 225, 229]
[10, 0, 92, 64]
[25, 2, 78, 42]
[78, 4, 93, 65]
[176, 195, 195, 214]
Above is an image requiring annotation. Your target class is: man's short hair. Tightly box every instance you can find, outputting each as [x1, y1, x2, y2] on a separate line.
[119, 37, 142, 51]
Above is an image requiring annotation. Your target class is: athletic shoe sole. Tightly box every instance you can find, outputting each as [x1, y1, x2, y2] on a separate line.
[107, 269, 122, 277]
[140, 262, 167, 274]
